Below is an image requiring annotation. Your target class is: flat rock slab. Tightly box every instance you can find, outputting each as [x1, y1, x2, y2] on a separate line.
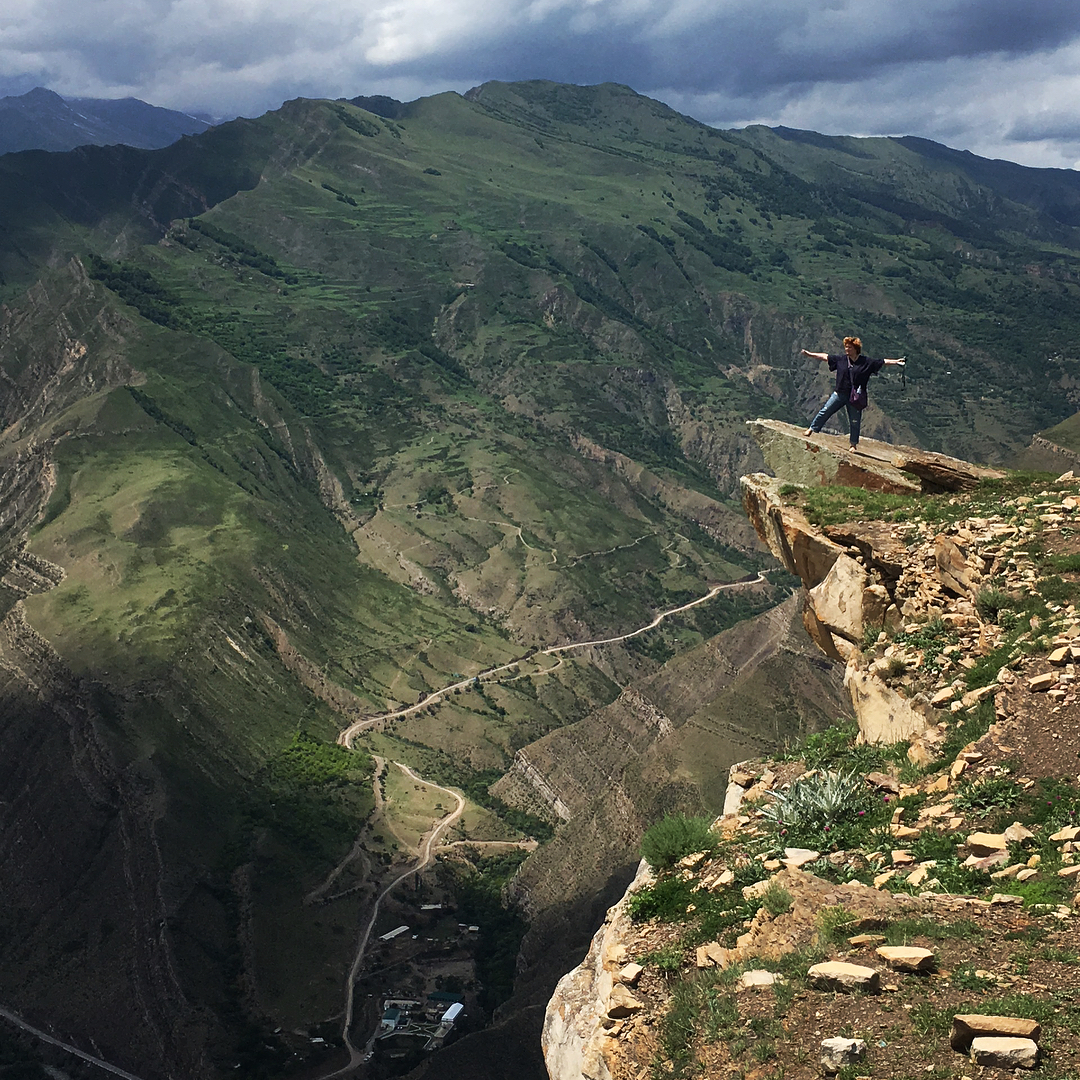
[821, 1036, 866, 1074]
[808, 961, 880, 993]
[951, 1014, 1042, 1051]
[782, 847, 820, 868]
[970, 1036, 1038, 1069]
[875, 945, 935, 972]
[746, 419, 920, 494]
[746, 419, 1003, 493]
[739, 969, 784, 990]
[966, 832, 1008, 856]
[848, 933, 886, 947]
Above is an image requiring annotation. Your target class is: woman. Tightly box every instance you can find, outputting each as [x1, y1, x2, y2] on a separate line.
[802, 336, 905, 451]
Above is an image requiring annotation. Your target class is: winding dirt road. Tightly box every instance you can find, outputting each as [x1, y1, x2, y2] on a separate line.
[338, 573, 767, 749]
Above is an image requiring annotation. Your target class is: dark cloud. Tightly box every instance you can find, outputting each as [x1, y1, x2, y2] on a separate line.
[3, 0, 1080, 167]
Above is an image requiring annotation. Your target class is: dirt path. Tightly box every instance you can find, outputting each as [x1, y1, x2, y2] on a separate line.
[320, 764, 465, 1078]
[0, 1005, 147, 1080]
[337, 573, 767, 749]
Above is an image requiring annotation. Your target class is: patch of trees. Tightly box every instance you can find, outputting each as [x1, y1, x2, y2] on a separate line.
[128, 386, 198, 446]
[187, 218, 299, 284]
[320, 181, 357, 206]
[86, 253, 183, 327]
[333, 104, 380, 138]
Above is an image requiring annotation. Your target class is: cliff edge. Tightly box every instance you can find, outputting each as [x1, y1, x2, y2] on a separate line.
[543, 425, 1080, 1079]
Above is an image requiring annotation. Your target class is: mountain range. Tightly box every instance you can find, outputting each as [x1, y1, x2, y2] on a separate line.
[1, 79, 1080, 1079]
[0, 86, 213, 155]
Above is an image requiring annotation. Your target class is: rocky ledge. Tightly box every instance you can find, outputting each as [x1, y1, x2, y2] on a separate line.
[543, 428, 1080, 1080]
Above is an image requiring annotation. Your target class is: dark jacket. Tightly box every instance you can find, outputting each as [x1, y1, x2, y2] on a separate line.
[829, 353, 884, 396]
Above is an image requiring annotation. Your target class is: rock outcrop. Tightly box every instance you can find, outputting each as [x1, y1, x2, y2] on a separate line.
[747, 419, 1005, 494]
[740, 424, 1047, 748]
[544, 426, 1080, 1080]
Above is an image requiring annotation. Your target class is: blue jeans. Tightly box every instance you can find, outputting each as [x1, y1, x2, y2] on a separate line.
[809, 391, 861, 445]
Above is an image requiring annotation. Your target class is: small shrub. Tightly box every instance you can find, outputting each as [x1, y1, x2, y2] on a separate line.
[933, 858, 994, 895]
[952, 775, 1021, 812]
[883, 916, 978, 944]
[641, 943, 685, 972]
[975, 586, 1014, 622]
[1010, 877, 1069, 907]
[910, 1001, 952, 1037]
[952, 962, 996, 992]
[760, 882, 793, 917]
[640, 814, 718, 871]
[818, 905, 858, 944]
[629, 877, 696, 922]
[1038, 575, 1080, 604]
[910, 828, 961, 862]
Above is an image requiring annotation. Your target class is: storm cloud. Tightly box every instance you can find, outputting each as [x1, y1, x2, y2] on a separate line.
[5, 0, 1080, 167]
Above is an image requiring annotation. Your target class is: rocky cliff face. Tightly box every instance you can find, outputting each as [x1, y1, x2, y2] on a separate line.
[542, 423, 1080, 1080]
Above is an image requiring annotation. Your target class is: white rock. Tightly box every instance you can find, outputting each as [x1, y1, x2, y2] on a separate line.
[970, 1036, 1038, 1069]
[808, 961, 880, 992]
[781, 847, 820, 869]
[739, 969, 783, 990]
[821, 1037, 867, 1074]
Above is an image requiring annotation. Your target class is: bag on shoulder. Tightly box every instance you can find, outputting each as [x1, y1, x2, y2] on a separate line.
[849, 384, 868, 410]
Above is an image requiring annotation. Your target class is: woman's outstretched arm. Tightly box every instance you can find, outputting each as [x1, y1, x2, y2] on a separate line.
[801, 349, 828, 361]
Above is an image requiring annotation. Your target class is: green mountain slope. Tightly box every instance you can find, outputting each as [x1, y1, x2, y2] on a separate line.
[2, 80, 1080, 1078]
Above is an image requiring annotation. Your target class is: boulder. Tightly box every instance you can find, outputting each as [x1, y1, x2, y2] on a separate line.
[865, 771, 901, 794]
[1050, 825, 1080, 842]
[845, 663, 930, 744]
[970, 1036, 1038, 1069]
[742, 879, 773, 901]
[802, 598, 848, 662]
[935, 534, 979, 598]
[965, 833, 1008, 857]
[875, 945, 934, 972]
[1004, 822, 1035, 845]
[695, 942, 734, 968]
[782, 847, 821, 869]
[820, 1037, 867, 1074]
[808, 961, 880, 992]
[617, 963, 643, 986]
[606, 984, 644, 1019]
[862, 583, 891, 633]
[807, 554, 871, 642]
[824, 521, 909, 582]
[848, 934, 886, 947]
[950, 1014, 1042, 1052]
